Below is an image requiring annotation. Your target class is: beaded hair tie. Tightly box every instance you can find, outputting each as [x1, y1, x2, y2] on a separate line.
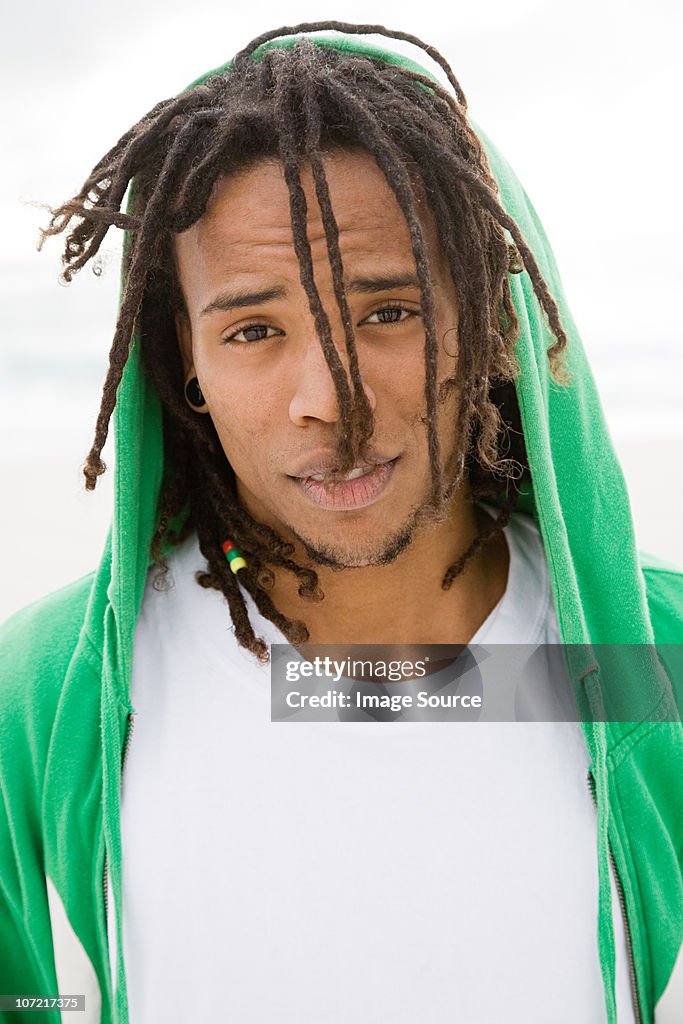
[222, 539, 247, 574]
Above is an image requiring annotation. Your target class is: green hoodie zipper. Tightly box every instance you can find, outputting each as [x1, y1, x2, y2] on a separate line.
[588, 770, 643, 1023]
[103, 711, 136, 935]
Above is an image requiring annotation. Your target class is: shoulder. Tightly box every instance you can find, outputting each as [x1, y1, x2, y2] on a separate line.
[0, 572, 98, 703]
[0, 571, 96, 653]
[639, 551, 683, 643]
[0, 573, 100, 831]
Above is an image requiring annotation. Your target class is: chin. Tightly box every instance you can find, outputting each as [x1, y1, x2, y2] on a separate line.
[293, 518, 418, 570]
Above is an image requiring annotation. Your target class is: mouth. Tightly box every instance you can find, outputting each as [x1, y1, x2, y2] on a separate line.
[289, 458, 399, 511]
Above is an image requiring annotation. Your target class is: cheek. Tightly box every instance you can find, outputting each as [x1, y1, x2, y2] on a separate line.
[199, 369, 286, 476]
[363, 341, 426, 405]
[208, 393, 264, 457]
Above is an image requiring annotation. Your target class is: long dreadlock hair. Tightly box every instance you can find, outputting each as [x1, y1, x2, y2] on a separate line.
[39, 22, 570, 662]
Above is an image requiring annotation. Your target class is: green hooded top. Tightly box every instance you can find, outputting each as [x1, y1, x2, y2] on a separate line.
[1, 31, 682, 1024]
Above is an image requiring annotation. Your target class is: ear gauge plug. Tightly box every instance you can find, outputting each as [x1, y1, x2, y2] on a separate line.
[184, 377, 206, 410]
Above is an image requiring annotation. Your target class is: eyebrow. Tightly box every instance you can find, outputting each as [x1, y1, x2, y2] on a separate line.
[346, 273, 421, 294]
[200, 285, 287, 318]
[199, 272, 421, 318]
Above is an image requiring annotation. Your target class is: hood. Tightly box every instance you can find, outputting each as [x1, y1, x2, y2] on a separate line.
[101, 33, 654, 662]
[86, 32, 670, 1023]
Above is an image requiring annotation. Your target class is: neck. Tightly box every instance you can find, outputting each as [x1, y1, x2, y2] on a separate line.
[264, 489, 510, 646]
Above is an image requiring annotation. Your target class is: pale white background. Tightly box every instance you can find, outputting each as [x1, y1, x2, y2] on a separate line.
[1, 0, 682, 621]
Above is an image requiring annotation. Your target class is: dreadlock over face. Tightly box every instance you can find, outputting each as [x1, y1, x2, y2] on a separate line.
[40, 22, 570, 662]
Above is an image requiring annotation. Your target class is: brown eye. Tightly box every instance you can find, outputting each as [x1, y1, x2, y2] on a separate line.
[224, 323, 279, 345]
[376, 308, 404, 323]
[362, 306, 415, 326]
[242, 325, 270, 342]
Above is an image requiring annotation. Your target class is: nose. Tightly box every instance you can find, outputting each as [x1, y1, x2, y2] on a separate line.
[288, 329, 376, 427]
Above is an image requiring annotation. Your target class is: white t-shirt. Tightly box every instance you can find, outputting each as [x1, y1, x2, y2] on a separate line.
[111, 508, 636, 1022]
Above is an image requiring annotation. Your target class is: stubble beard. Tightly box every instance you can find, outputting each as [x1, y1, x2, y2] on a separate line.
[288, 496, 448, 570]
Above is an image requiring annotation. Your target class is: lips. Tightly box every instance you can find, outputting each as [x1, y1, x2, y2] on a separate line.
[290, 458, 398, 511]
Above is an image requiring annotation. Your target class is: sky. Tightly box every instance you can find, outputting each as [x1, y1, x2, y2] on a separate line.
[1, 0, 681, 615]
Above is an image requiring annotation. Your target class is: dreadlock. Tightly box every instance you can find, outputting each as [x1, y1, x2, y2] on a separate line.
[39, 22, 570, 662]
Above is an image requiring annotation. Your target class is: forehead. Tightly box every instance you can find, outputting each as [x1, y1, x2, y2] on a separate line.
[173, 149, 441, 294]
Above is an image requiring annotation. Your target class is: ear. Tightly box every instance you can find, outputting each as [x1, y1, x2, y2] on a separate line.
[175, 311, 194, 378]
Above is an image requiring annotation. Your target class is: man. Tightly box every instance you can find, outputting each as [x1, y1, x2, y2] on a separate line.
[1, 22, 682, 1024]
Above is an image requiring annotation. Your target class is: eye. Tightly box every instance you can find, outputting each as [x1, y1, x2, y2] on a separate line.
[361, 305, 419, 326]
[223, 323, 282, 345]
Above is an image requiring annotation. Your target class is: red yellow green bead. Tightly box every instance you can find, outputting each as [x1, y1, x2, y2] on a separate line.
[222, 538, 247, 573]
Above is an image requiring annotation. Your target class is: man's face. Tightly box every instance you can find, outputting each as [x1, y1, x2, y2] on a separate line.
[174, 149, 462, 568]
